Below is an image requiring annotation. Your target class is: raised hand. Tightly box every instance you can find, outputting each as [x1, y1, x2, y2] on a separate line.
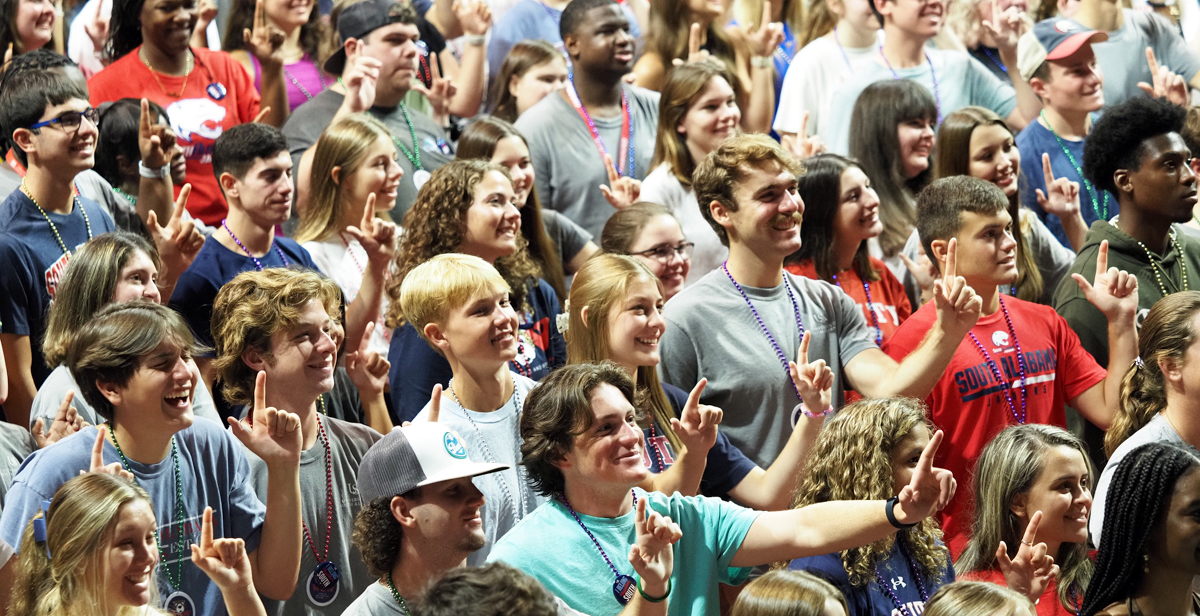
[1137, 47, 1189, 107]
[33, 391, 87, 449]
[195, 0, 218, 28]
[1035, 153, 1081, 219]
[996, 510, 1060, 603]
[243, 0, 286, 70]
[932, 238, 983, 336]
[89, 425, 134, 479]
[147, 184, 204, 280]
[411, 57, 456, 122]
[981, 0, 1025, 53]
[744, 0, 784, 60]
[344, 193, 398, 268]
[138, 98, 180, 171]
[1072, 240, 1138, 321]
[339, 50, 381, 115]
[627, 495, 681, 596]
[892, 430, 956, 525]
[345, 321, 390, 398]
[454, 0, 491, 36]
[786, 111, 825, 161]
[191, 506, 256, 594]
[669, 379, 721, 456]
[227, 372, 302, 468]
[83, 0, 110, 53]
[787, 332, 832, 414]
[600, 153, 642, 210]
[672, 23, 715, 67]
[900, 249, 938, 302]
[427, 384, 442, 423]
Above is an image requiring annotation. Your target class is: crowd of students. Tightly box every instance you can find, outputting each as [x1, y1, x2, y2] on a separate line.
[3, 0, 1200, 612]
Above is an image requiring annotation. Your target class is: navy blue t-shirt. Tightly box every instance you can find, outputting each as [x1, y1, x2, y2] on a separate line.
[1017, 118, 1118, 248]
[790, 542, 954, 616]
[0, 189, 116, 389]
[168, 234, 319, 352]
[645, 383, 758, 499]
[388, 278, 566, 423]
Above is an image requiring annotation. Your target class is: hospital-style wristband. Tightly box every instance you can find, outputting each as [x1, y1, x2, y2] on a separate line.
[138, 161, 170, 178]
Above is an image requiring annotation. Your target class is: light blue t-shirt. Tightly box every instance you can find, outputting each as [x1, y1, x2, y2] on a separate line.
[489, 488, 759, 616]
[0, 420, 266, 616]
[819, 48, 1017, 154]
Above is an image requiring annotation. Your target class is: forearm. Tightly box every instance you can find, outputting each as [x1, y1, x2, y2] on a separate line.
[736, 415, 823, 511]
[1060, 212, 1088, 253]
[362, 393, 393, 434]
[447, 45, 486, 118]
[429, 0, 462, 39]
[190, 23, 210, 49]
[742, 61, 775, 134]
[250, 461, 302, 599]
[345, 266, 386, 355]
[137, 174, 174, 226]
[730, 500, 897, 567]
[637, 448, 705, 497]
[1099, 312, 1138, 428]
[219, 584, 268, 616]
[0, 336, 34, 428]
[858, 328, 956, 399]
[1000, 48, 1040, 129]
[259, 65, 290, 128]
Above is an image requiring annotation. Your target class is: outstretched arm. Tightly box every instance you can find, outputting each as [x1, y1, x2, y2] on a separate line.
[637, 380, 718, 497]
[1069, 240, 1138, 429]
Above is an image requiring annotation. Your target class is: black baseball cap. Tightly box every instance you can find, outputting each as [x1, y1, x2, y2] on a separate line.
[325, 0, 419, 75]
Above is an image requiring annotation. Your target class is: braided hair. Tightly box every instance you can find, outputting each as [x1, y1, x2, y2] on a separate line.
[1081, 442, 1200, 615]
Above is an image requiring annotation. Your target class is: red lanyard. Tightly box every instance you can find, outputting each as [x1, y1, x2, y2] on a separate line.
[564, 80, 634, 178]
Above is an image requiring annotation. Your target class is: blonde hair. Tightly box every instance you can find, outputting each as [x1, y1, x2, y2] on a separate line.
[399, 253, 512, 354]
[924, 581, 1035, 616]
[210, 268, 344, 406]
[566, 254, 682, 454]
[730, 570, 848, 616]
[1109, 291, 1200, 456]
[735, 0, 805, 40]
[297, 113, 395, 244]
[791, 397, 948, 586]
[10, 473, 160, 616]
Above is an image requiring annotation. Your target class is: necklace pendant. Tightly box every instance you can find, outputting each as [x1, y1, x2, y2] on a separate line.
[412, 169, 431, 190]
[164, 590, 195, 616]
[613, 574, 637, 605]
[307, 560, 341, 606]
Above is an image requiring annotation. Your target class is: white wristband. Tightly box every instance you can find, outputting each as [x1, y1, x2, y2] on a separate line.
[138, 161, 170, 178]
[464, 34, 486, 46]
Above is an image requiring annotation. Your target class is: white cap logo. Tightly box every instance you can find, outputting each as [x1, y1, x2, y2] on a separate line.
[1054, 20, 1078, 33]
[444, 432, 467, 459]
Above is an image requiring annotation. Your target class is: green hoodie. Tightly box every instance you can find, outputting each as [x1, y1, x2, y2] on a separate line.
[1053, 220, 1200, 367]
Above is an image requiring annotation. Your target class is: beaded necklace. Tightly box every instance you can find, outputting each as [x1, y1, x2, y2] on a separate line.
[722, 263, 808, 402]
[301, 414, 335, 567]
[966, 297, 1029, 424]
[386, 571, 414, 616]
[335, 77, 423, 173]
[222, 219, 290, 270]
[1130, 225, 1189, 296]
[832, 271, 882, 344]
[1039, 110, 1109, 221]
[560, 490, 640, 605]
[22, 182, 92, 257]
[111, 185, 137, 206]
[879, 45, 941, 124]
[873, 539, 929, 616]
[510, 335, 534, 378]
[284, 57, 327, 102]
[446, 378, 527, 521]
[647, 424, 667, 471]
[980, 46, 1008, 73]
[111, 429, 187, 590]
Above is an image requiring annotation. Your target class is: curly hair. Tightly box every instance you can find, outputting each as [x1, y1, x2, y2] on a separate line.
[790, 397, 948, 587]
[210, 268, 343, 406]
[1082, 95, 1186, 196]
[415, 562, 558, 616]
[352, 495, 408, 579]
[385, 160, 541, 329]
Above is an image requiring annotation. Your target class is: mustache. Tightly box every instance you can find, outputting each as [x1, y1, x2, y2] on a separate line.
[771, 212, 803, 227]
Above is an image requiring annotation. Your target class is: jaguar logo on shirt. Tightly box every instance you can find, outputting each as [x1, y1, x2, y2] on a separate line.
[991, 331, 1009, 348]
[166, 98, 228, 142]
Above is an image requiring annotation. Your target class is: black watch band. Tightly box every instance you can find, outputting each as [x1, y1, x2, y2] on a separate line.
[886, 496, 918, 529]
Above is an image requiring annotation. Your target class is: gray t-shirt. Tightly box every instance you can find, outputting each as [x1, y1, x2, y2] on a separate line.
[243, 415, 382, 616]
[30, 364, 221, 431]
[1089, 413, 1200, 544]
[516, 86, 660, 239]
[541, 209, 593, 267]
[659, 269, 878, 467]
[0, 422, 35, 516]
[1022, 208, 1076, 305]
[283, 90, 454, 223]
[413, 373, 546, 566]
[1092, 9, 1200, 108]
[340, 575, 588, 616]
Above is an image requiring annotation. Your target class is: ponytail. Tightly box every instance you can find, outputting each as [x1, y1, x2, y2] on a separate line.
[10, 512, 58, 616]
[1108, 359, 1166, 457]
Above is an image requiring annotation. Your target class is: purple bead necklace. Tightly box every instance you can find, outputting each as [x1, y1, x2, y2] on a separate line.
[966, 297, 1029, 424]
[560, 490, 640, 605]
[647, 424, 666, 471]
[874, 539, 929, 616]
[879, 44, 942, 124]
[722, 263, 807, 402]
[832, 273, 882, 344]
[222, 219, 290, 270]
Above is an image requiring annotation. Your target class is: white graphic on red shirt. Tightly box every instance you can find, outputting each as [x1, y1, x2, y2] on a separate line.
[167, 98, 227, 142]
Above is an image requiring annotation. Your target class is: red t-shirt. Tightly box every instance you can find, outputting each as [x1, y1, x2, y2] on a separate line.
[883, 297, 1105, 556]
[962, 569, 1079, 616]
[785, 257, 912, 346]
[88, 46, 261, 226]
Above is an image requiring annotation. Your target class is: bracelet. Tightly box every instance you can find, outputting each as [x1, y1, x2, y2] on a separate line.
[885, 496, 918, 529]
[797, 403, 833, 418]
[464, 34, 486, 46]
[138, 161, 170, 178]
[750, 55, 771, 68]
[636, 577, 671, 603]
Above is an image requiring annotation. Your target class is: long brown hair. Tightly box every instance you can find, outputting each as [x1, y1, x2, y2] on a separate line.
[787, 154, 879, 283]
[222, 0, 330, 63]
[456, 117, 567, 303]
[934, 106, 1044, 302]
[651, 62, 740, 187]
[1108, 291, 1200, 456]
[385, 160, 542, 328]
[646, 0, 736, 73]
[488, 40, 564, 123]
[296, 113, 394, 244]
[799, 0, 839, 46]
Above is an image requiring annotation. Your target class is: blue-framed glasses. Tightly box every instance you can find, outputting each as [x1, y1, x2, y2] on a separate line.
[28, 108, 100, 132]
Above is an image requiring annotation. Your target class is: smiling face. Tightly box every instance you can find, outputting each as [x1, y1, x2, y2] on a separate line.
[490, 135, 535, 208]
[968, 123, 1021, 198]
[897, 117, 935, 179]
[140, 0, 198, 57]
[565, 4, 636, 78]
[104, 499, 159, 609]
[717, 161, 804, 261]
[510, 57, 569, 119]
[263, 0, 313, 30]
[341, 133, 403, 213]
[627, 214, 691, 300]
[105, 339, 197, 431]
[434, 287, 520, 368]
[261, 299, 337, 402]
[604, 276, 666, 373]
[1033, 46, 1104, 114]
[21, 97, 97, 174]
[14, 0, 54, 51]
[112, 250, 162, 305]
[1121, 132, 1198, 223]
[405, 476, 487, 553]
[227, 150, 294, 228]
[678, 76, 741, 163]
[941, 208, 1018, 286]
[877, 0, 943, 37]
[1012, 445, 1092, 547]
[1147, 468, 1200, 577]
[832, 165, 882, 248]
[558, 382, 648, 489]
[459, 170, 521, 263]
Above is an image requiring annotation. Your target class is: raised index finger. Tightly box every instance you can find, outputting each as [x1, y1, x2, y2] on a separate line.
[361, 193, 376, 230]
[57, 391, 75, 419]
[942, 238, 957, 284]
[796, 330, 811, 365]
[200, 506, 214, 550]
[1147, 47, 1161, 80]
[603, 153, 619, 184]
[254, 370, 267, 413]
[1041, 152, 1056, 185]
[1022, 510, 1043, 547]
[139, 98, 152, 138]
[254, 0, 265, 30]
[1095, 240, 1109, 280]
[760, 0, 772, 30]
[688, 22, 701, 56]
[92, 425, 107, 469]
[685, 378, 707, 414]
[914, 429, 944, 482]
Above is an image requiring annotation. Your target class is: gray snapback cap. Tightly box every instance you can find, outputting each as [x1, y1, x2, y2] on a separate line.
[357, 422, 509, 503]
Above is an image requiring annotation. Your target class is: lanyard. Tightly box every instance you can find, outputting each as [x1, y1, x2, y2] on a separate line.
[565, 78, 634, 178]
[880, 46, 942, 125]
[1039, 110, 1109, 221]
[560, 490, 640, 605]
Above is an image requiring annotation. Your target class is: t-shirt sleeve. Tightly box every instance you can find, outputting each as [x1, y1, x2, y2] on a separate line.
[658, 314, 701, 392]
[1149, 11, 1200, 82]
[223, 432, 266, 554]
[1052, 309, 1107, 400]
[695, 494, 759, 583]
[0, 455, 58, 551]
[967, 55, 1018, 118]
[224, 51, 262, 124]
[0, 239, 36, 337]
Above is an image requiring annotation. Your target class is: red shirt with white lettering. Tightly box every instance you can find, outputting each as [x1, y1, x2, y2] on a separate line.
[88, 46, 261, 225]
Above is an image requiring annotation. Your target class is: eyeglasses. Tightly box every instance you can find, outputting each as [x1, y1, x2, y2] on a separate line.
[28, 108, 100, 132]
[630, 242, 694, 264]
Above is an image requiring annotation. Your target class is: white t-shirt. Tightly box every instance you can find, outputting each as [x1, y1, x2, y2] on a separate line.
[640, 163, 728, 285]
[773, 31, 882, 137]
[302, 234, 393, 356]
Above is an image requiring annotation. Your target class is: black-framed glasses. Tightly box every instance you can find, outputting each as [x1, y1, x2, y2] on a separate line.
[631, 242, 694, 264]
[28, 108, 100, 132]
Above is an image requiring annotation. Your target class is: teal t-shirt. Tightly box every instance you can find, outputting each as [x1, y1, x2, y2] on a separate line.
[488, 488, 759, 616]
